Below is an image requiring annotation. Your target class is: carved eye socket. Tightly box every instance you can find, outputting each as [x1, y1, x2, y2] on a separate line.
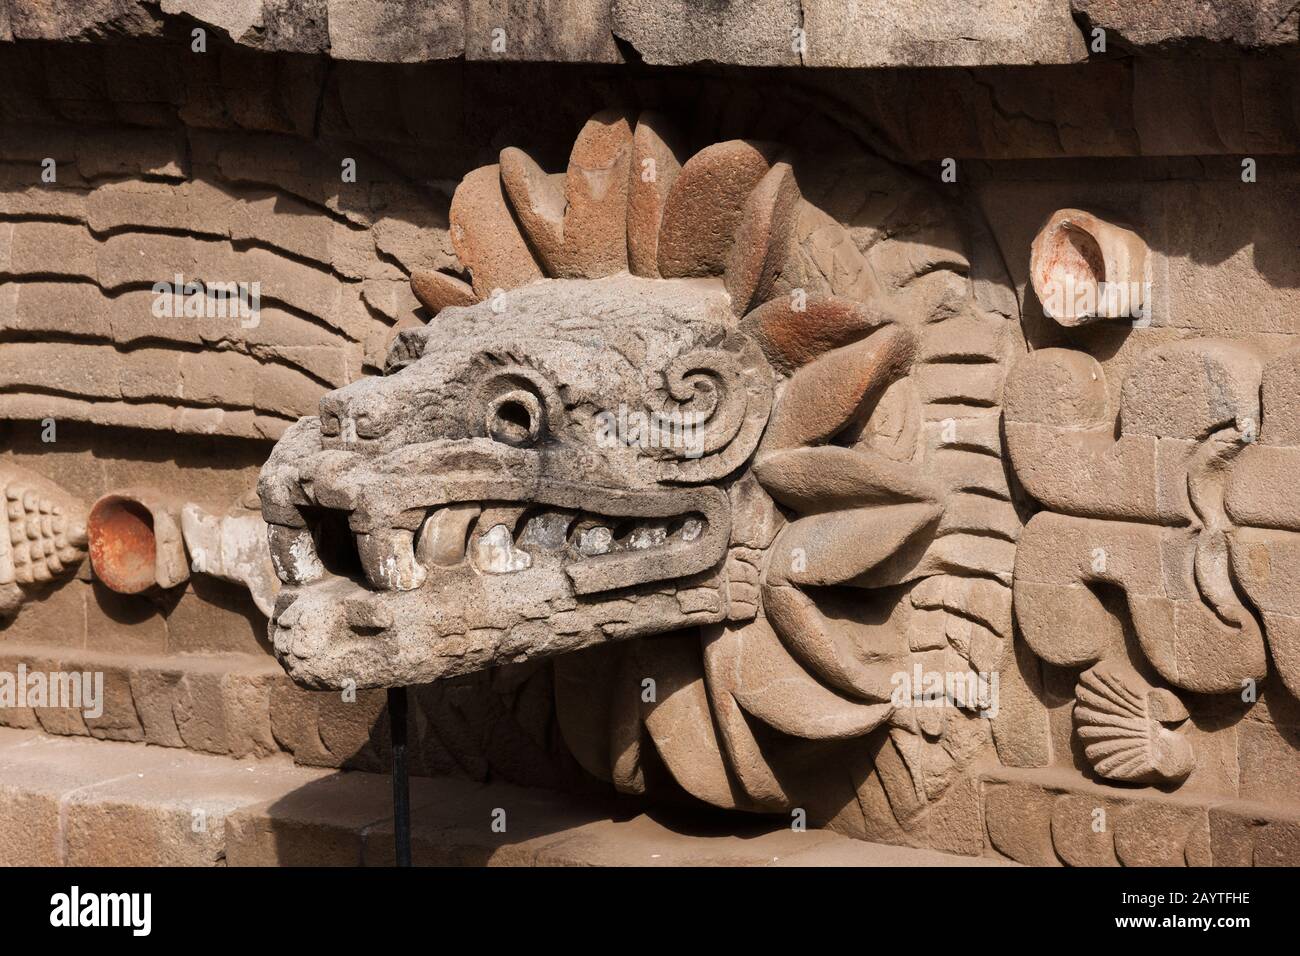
[319, 410, 341, 436]
[486, 390, 543, 446]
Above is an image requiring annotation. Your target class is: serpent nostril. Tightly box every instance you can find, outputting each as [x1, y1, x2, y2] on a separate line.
[352, 410, 389, 439]
[318, 397, 343, 436]
[322, 399, 391, 441]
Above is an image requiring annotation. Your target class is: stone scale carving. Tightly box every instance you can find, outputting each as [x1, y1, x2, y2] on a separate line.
[0, 464, 88, 621]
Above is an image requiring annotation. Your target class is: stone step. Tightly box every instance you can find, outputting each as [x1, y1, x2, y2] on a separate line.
[980, 765, 1300, 867]
[0, 642, 578, 788]
[0, 727, 1008, 867]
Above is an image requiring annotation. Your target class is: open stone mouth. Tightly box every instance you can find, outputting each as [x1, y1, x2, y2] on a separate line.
[264, 472, 733, 686]
[276, 499, 712, 595]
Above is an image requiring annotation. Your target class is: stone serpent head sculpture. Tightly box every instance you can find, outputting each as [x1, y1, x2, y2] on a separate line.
[259, 110, 1025, 835]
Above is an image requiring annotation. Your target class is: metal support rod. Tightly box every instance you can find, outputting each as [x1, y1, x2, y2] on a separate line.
[388, 685, 411, 867]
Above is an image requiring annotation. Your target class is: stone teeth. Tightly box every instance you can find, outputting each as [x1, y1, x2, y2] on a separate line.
[356, 528, 426, 591]
[267, 523, 326, 585]
[476, 505, 528, 539]
[415, 503, 481, 568]
[475, 524, 532, 573]
[576, 525, 614, 556]
[564, 515, 703, 557]
[517, 510, 576, 552]
[627, 523, 667, 550]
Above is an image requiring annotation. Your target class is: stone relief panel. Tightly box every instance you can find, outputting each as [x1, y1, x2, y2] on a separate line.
[0, 33, 1294, 862]
[1006, 207, 1300, 799]
[0, 126, 448, 441]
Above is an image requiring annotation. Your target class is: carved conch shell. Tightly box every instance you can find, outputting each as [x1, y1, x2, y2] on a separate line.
[0, 464, 89, 620]
[1074, 662, 1194, 784]
[87, 489, 190, 594]
[1030, 208, 1151, 326]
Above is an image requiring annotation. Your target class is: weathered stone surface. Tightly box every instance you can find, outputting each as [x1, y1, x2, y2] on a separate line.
[327, 0, 463, 62]
[981, 767, 1260, 866]
[1209, 803, 1300, 866]
[10, 1, 1297, 69]
[180, 498, 280, 616]
[63, 751, 318, 865]
[1073, 0, 1300, 52]
[0, 139, 427, 435]
[0, 464, 88, 621]
[1114, 801, 1210, 867]
[500, 110, 633, 279]
[7, 0, 163, 41]
[725, 162, 803, 316]
[988, 634, 1053, 768]
[626, 112, 684, 280]
[1050, 794, 1120, 866]
[7, 0, 459, 60]
[448, 163, 544, 296]
[465, 0, 619, 63]
[656, 140, 779, 278]
[1238, 719, 1300, 803]
[984, 781, 1058, 865]
[0, 727, 1010, 866]
[611, 0, 800, 66]
[410, 270, 476, 315]
[805, 0, 1088, 67]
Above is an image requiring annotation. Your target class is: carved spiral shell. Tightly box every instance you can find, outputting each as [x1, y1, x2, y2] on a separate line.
[1074, 663, 1194, 784]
